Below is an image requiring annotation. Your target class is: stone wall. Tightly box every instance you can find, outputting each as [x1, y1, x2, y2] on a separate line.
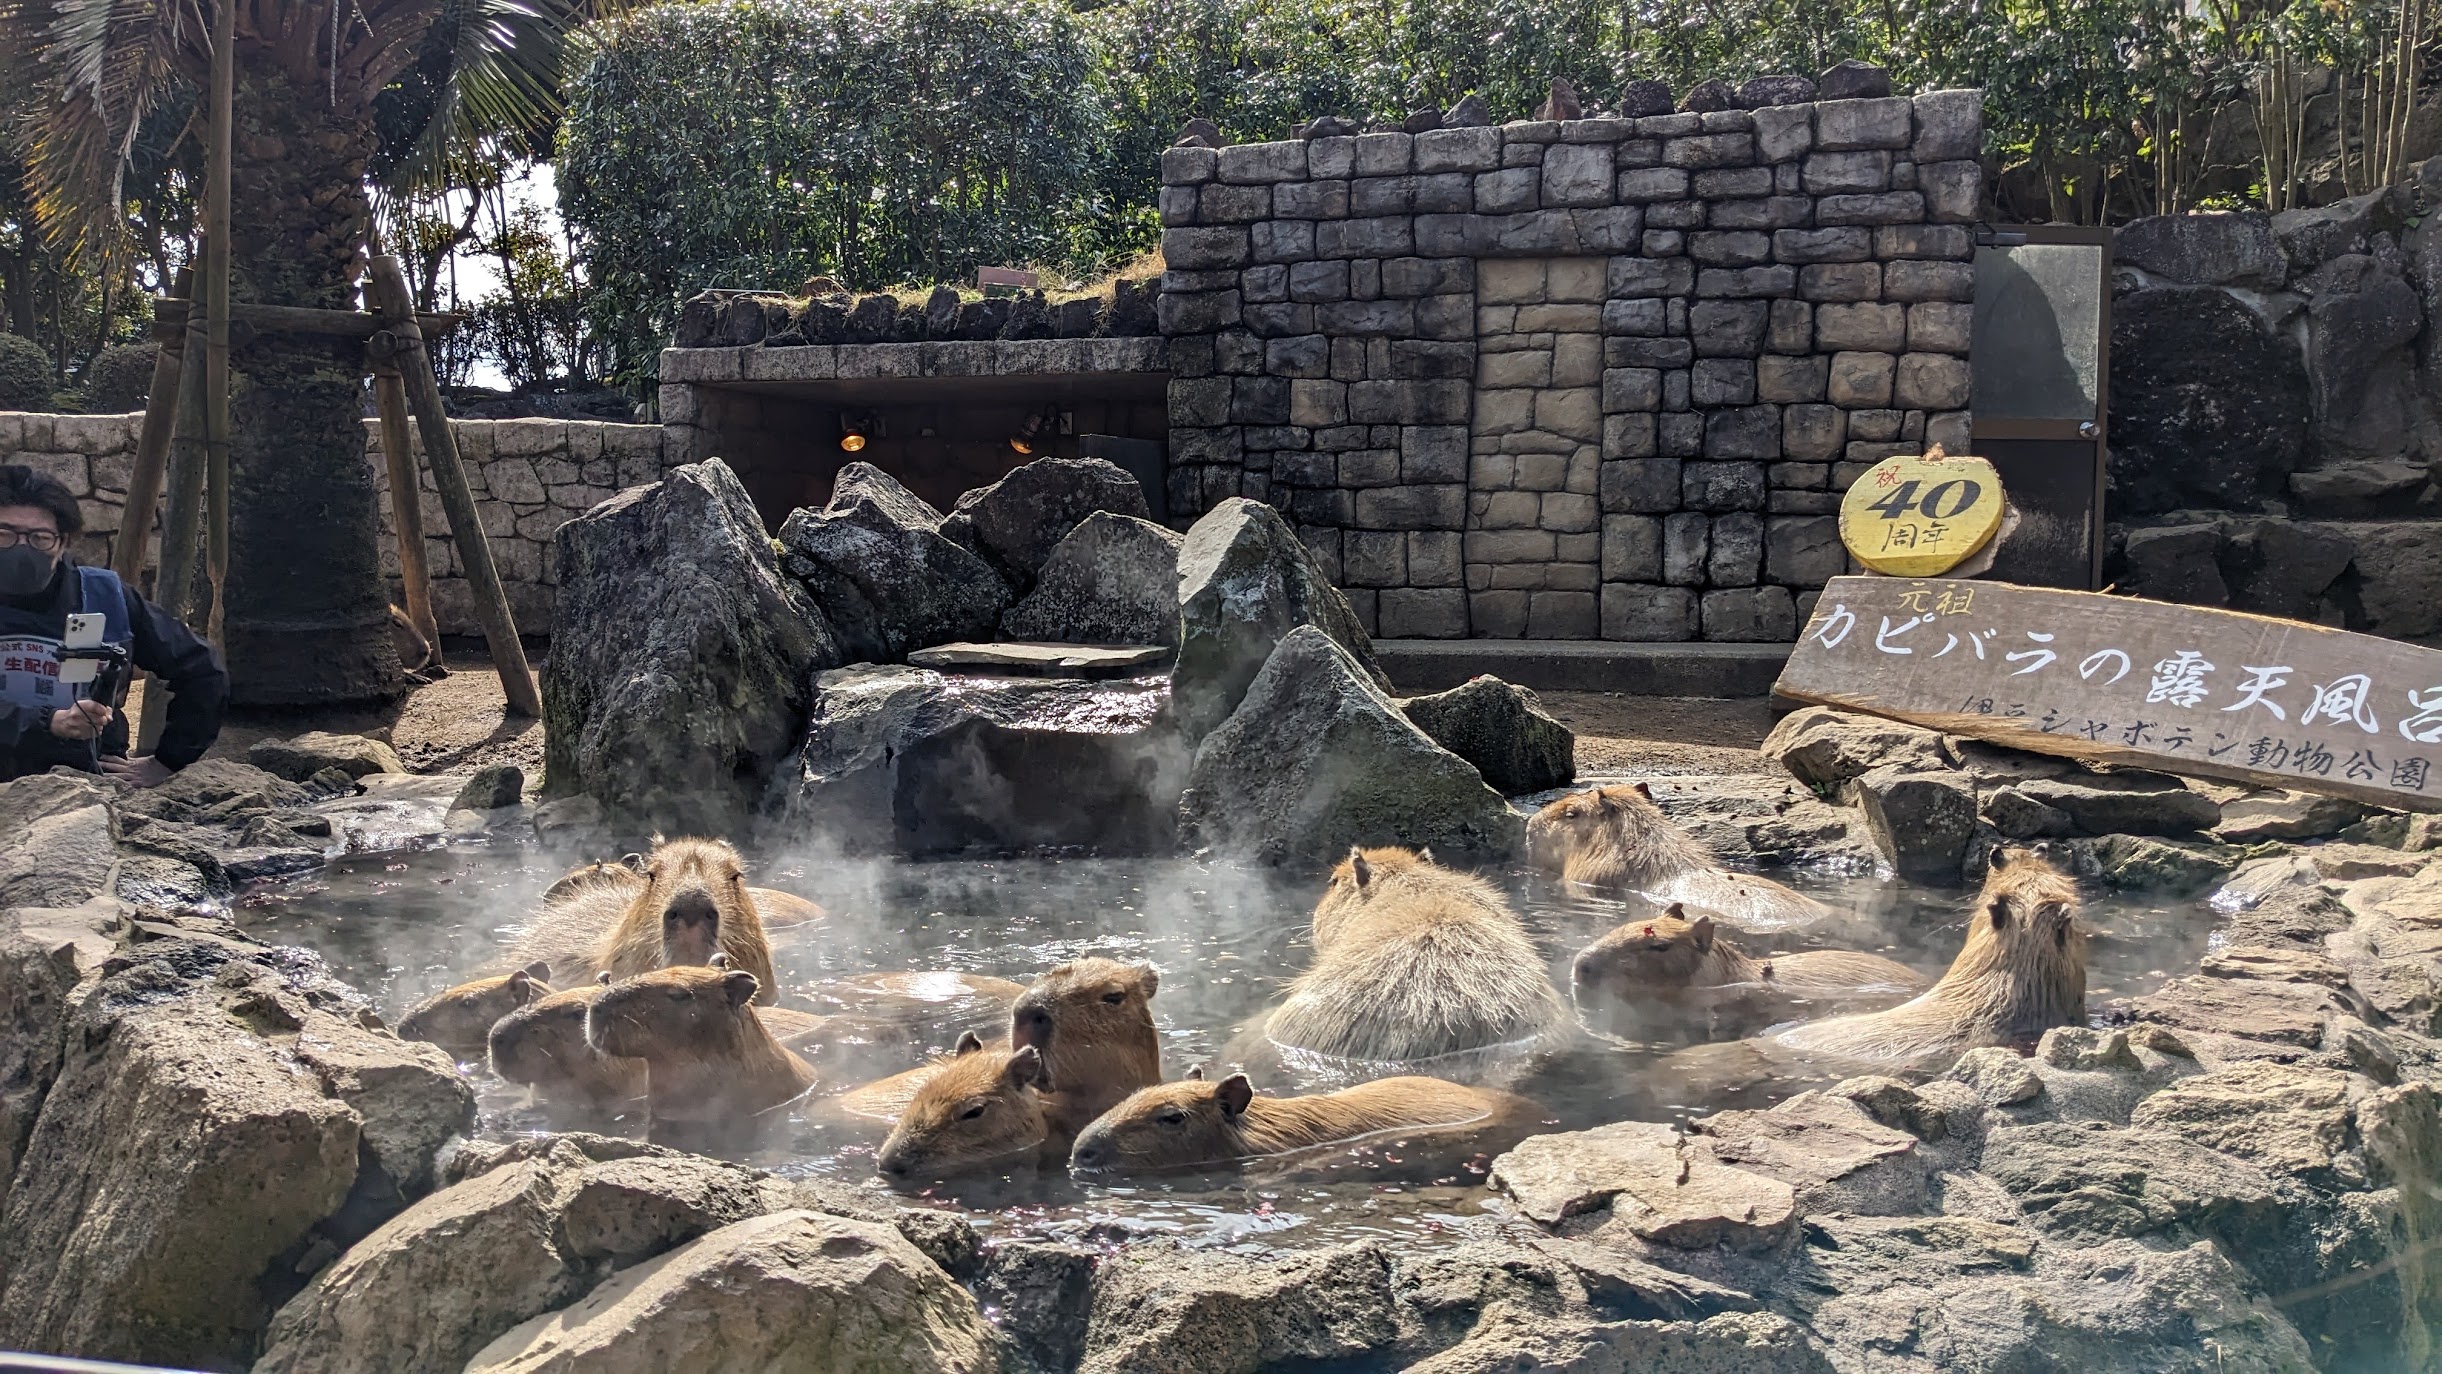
[0, 410, 670, 636]
[2106, 184, 2442, 644]
[1156, 88, 1985, 641]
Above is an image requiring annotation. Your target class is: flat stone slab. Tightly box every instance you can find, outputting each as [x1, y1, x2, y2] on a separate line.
[906, 641, 1170, 678]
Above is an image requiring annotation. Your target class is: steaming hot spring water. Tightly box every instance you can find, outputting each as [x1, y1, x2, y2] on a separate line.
[235, 783, 2214, 1253]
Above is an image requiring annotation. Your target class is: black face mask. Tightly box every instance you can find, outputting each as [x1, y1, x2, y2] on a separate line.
[0, 544, 58, 598]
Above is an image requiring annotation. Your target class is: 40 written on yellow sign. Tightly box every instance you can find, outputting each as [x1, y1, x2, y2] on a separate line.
[1838, 446, 2005, 577]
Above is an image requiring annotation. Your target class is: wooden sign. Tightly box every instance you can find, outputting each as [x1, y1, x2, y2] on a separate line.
[1778, 576, 2442, 812]
[1838, 449, 2004, 577]
[976, 266, 1040, 289]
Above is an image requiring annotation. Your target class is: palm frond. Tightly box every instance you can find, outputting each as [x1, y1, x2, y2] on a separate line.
[7, 0, 208, 259]
[379, 0, 585, 199]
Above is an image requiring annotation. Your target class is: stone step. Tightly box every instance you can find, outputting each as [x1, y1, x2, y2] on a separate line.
[1372, 638, 1790, 696]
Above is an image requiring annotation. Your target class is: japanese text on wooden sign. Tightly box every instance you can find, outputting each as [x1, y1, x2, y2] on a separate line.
[1776, 576, 2442, 811]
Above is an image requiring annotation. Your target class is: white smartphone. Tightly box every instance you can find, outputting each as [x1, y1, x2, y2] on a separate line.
[57, 613, 103, 686]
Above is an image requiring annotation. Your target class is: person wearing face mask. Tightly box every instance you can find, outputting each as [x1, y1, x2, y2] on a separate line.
[0, 463, 227, 786]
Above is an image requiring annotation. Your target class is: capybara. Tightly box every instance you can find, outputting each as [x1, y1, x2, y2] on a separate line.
[487, 979, 646, 1110]
[874, 1037, 1055, 1179]
[509, 838, 783, 1003]
[397, 960, 553, 1058]
[542, 854, 826, 933]
[837, 957, 1162, 1127]
[1526, 783, 1830, 932]
[541, 857, 644, 904]
[1069, 1072, 1533, 1174]
[1771, 847, 2086, 1066]
[1571, 904, 1924, 1029]
[1258, 848, 1566, 1063]
[584, 959, 817, 1138]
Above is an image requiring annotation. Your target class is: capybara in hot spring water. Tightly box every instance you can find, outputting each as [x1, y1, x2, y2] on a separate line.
[1571, 904, 1924, 1033]
[488, 979, 646, 1111]
[875, 1037, 1058, 1179]
[1252, 847, 1567, 1064]
[586, 958, 817, 1145]
[1068, 1071, 1536, 1175]
[1769, 847, 2087, 1067]
[840, 957, 1162, 1133]
[510, 837, 786, 1002]
[543, 854, 825, 931]
[1527, 783, 1830, 932]
[398, 961, 554, 1058]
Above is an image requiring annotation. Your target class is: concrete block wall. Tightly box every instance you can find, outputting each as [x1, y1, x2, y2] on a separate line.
[1157, 88, 1985, 640]
[0, 410, 668, 636]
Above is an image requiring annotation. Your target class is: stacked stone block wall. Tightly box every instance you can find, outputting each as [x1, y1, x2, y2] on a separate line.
[0, 410, 669, 637]
[1157, 88, 1985, 640]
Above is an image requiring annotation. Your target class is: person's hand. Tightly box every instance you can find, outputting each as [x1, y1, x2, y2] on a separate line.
[98, 754, 174, 788]
[49, 700, 111, 741]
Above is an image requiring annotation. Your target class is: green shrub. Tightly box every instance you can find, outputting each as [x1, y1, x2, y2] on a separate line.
[0, 334, 53, 412]
[79, 343, 157, 413]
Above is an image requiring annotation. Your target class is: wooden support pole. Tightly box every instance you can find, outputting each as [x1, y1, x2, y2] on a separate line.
[113, 265, 192, 586]
[364, 253, 542, 717]
[140, 277, 213, 754]
[201, 0, 233, 651]
[373, 365, 442, 670]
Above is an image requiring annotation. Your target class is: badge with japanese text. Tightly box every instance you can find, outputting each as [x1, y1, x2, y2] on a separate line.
[1778, 577, 2442, 812]
[1837, 448, 2004, 577]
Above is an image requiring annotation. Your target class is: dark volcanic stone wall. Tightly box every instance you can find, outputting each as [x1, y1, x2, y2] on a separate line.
[1157, 89, 1985, 641]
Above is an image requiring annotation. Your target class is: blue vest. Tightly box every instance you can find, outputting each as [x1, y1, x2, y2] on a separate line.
[0, 566, 133, 713]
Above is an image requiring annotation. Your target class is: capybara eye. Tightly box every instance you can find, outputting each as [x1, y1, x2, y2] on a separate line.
[959, 1103, 988, 1121]
[667, 989, 691, 1001]
[1158, 1109, 1188, 1125]
[1101, 991, 1126, 1005]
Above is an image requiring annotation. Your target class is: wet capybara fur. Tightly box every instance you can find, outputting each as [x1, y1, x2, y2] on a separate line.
[487, 979, 646, 1110]
[1571, 905, 1924, 1030]
[584, 960, 817, 1135]
[1527, 783, 1830, 932]
[875, 1038, 1054, 1180]
[837, 957, 1162, 1128]
[510, 838, 781, 1003]
[397, 960, 553, 1057]
[1772, 847, 2086, 1066]
[1069, 1072, 1533, 1175]
[1260, 848, 1566, 1063]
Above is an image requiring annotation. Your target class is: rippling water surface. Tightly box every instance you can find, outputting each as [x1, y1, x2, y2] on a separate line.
[235, 803, 2216, 1251]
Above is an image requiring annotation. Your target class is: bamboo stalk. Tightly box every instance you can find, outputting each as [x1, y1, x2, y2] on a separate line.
[202, 0, 233, 651]
[373, 365, 441, 669]
[113, 264, 191, 587]
[364, 253, 543, 718]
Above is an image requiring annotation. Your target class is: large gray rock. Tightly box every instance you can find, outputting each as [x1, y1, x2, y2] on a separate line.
[1759, 706, 1946, 794]
[2107, 286, 2309, 515]
[1979, 1120, 2281, 1246]
[2274, 187, 2405, 276]
[2221, 518, 2355, 620]
[0, 772, 116, 909]
[1173, 498, 1385, 740]
[247, 732, 405, 782]
[1406, 1310, 1832, 1374]
[1181, 627, 1521, 865]
[777, 462, 1009, 664]
[0, 939, 468, 1371]
[1488, 1119, 1802, 1251]
[1854, 765, 1977, 882]
[544, 459, 840, 834]
[2115, 212, 2286, 287]
[2013, 771, 2221, 835]
[1078, 1241, 1395, 1374]
[0, 899, 117, 1213]
[940, 456, 1152, 592]
[999, 511, 1184, 648]
[2117, 523, 2228, 606]
[462, 1209, 995, 1373]
[771, 663, 1185, 857]
[1398, 676, 1576, 795]
[2301, 254, 2422, 452]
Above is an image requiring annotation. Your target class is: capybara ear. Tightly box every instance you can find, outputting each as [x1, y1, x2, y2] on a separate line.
[722, 970, 759, 1007]
[1006, 1043, 1046, 1088]
[1134, 964, 1160, 999]
[1593, 788, 1618, 814]
[1217, 1073, 1255, 1116]
[521, 959, 552, 983]
[955, 1030, 985, 1055]
[1990, 845, 2014, 871]
[596, 971, 613, 986]
[709, 952, 732, 970]
[1633, 781, 1654, 800]
[507, 969, 538, 1003]
[1690, 916, 1715, 952]
[1186, 1066, 1206, 1081]
[1988, 898, 2011, 930]
[1352, 853, 1374, 888]
[621, 852, 647, 872]
[1417, 846, 1435, 865]
[1666, 902, 1686, 918]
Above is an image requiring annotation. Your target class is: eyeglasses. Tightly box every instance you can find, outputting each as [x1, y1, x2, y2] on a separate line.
[0, 528, 63, 553]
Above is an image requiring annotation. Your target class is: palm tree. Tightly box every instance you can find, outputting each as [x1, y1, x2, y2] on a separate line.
[2, 0, 585, 704]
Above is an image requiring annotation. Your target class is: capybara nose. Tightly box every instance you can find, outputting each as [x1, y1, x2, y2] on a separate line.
[877, 1152, 908, 1177]
[664, 887, 718, 929]
[1070, 1141, 1106, 1170]
[1012, 1002, 1054, 1049]
[1570, 953, 1596, 987]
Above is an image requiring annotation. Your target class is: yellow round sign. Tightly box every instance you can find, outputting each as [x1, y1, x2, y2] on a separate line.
[1838, 447, 2005, 577]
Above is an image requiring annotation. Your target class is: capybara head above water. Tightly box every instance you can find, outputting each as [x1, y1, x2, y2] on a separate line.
[583, 960, 771, 1063]
[1007, 957, 1161, 1110]
[1067, 1071, 1254, 1174]
[1956, 846, 2087, 1016]
[876, 1037, 1051, 1181]
[398, 960, 553, 1057]
[1311, 845, 1455, 946]
[543, 856, 645, 904]
[1525, 783, 1705, 886]
[1571, 906, 1725, 997]
[487, 980, 642, 1106]
[596, 837, 778, 1004]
